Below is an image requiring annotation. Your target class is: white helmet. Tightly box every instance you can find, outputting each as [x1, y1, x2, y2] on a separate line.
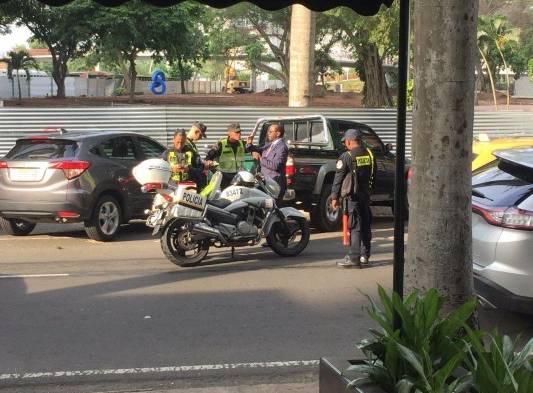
[231, 171, 255, 187]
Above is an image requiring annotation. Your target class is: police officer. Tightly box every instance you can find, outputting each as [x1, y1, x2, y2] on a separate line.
[206, 122, 246, 188]
[162, 129, 201, 185]
[186, 122, 209, 191]
[330, 129, 376, 268]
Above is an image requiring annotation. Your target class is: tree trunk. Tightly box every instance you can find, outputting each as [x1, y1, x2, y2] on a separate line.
[478, 48, 498, 110]
[16, 72, 21, 100]
[118, 56, 130, 91]
[288, 4, 315, 107]
[475, 59, 487, 94]
[27, 75, 31, 98]
[496, 44, 510, 109]
[128, 55, 137, 102]
[406, 1, 478, 311]
[361, 44, 392, 107]
[178, 58, 186, 94]
[51, 58, 67, 99]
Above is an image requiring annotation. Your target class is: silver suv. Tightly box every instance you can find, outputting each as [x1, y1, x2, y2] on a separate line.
[0, 130, 166, 241]
[472, 148, 533, 314]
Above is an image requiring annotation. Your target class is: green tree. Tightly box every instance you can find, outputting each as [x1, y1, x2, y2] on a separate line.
[0, 49, 38, 100]
[152, 2, 210, 94]
[0, 0, 97, 98]
[92, 0, 207, 99]
[478, 14, 519, 109]
[212, 5, 291, 85]
[325, 4, 398, 107]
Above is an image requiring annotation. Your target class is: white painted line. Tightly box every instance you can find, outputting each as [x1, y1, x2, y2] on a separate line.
[0, 360, 319, 381]
[0, 274, 70, 279]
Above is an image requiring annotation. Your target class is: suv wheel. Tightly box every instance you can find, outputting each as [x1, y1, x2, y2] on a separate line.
[312, 183, 341, 232]
[84, 195, 122, 241]
[0, 217, 36, 236]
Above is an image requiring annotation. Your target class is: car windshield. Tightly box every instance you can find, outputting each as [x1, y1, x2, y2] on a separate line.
[5, 139, 78, 160]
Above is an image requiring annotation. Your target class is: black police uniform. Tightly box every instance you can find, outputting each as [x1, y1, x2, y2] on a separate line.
[331, 143, 376, 265]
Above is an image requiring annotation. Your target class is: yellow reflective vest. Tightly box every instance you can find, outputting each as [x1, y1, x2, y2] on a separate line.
[218, 138, 245, 173]
[167, 149, 193, 183]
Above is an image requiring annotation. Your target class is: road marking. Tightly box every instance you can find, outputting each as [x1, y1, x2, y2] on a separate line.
[0, 274, 70, 279]
[0, 360, 319, 381]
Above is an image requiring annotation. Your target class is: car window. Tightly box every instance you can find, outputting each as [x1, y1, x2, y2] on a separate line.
[472, 159, 533, 207]
[5, 139, 78, 160]
[137, 137, 165, 159]
[100, 137, 137, 160]
[360, 128, 384, 154]
[294, 121, 309, 142]
[310, 121, 326, 143]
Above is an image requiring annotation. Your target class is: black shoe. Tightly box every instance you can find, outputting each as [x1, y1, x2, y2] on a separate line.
[337, 257, 360, 268]
[261, 242, 270, 247]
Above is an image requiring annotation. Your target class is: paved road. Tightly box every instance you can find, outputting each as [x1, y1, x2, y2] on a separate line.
[0, 218, 530, 393]
[0, 218, 396, 392]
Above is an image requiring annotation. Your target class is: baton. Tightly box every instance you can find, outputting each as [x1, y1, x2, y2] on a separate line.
[342, 198, 349, 246]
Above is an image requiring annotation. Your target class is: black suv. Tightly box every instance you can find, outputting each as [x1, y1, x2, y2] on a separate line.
[251, 115, 406, 231]
[0, 130, 166, 241]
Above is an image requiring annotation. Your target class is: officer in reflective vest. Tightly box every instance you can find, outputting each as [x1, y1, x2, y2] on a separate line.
[330, 129, 376, 268]
[205, 122, 246, 188]
[186, 121, 209, 191]
[162, 129, 197, 184]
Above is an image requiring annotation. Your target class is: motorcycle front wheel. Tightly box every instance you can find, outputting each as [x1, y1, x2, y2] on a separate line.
[161, 220, 209, 267]
[266, 217, 310, 257]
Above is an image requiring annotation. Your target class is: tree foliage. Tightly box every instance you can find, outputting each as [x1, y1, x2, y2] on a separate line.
[0, 0, 97, 98]
[91, 0, 208, 99]
[324, 4, 398, 107]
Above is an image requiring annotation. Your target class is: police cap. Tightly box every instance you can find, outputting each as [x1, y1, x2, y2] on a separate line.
[341, 129, 363, 141]
[227, 123, 242, 133]
[192, 121, 207, 138]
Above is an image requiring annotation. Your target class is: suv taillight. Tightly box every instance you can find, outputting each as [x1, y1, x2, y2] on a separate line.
[472, 204, 533, 231]
[0, 161, 8, 169]
[49, 160, 90, 180]
[285, 155, 295, 185]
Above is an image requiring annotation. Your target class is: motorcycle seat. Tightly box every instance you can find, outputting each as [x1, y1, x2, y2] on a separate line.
[208, 198, 232, 209]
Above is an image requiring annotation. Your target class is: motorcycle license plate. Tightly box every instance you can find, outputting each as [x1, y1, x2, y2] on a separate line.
[177, 191, 206, 212]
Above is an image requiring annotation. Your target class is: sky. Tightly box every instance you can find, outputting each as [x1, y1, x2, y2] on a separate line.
[0, 24, 32, 57]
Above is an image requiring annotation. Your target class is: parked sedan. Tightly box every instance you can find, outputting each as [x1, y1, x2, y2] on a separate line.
[472, 148, 533, 314]
[0, 130, 166, 241]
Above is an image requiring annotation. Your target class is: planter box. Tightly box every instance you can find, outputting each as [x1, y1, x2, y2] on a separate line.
[319, 357, 387, 393]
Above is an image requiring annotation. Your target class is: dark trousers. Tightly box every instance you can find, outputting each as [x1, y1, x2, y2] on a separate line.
[347, 194, 372, 261]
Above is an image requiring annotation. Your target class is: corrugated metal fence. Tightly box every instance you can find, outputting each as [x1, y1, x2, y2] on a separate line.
[1, 107, 532, 157]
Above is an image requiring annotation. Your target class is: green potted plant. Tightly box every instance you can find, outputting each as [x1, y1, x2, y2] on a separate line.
[319, 286, 533, 393]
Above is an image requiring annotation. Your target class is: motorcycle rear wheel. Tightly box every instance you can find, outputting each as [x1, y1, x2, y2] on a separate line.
[267, 217, 310, 257]
[161, 220, 209, 267]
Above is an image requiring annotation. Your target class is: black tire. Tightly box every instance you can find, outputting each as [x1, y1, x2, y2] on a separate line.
[161, 220, 209, 267]
[84, 195, 122, 241]
[267, 217, 310, 257]
[0, 217, 36, 236]
[311, 183, 341, 232]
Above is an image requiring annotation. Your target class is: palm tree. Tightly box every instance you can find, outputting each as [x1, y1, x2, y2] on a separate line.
[0, 49, 38, 100]
[477, 32, 498, 110]
[478, 15, 520, 110]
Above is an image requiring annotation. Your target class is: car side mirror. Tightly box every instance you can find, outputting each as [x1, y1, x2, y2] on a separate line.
[385, 143, 394, 152]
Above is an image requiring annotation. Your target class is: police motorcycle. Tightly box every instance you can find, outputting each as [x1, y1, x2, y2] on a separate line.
[132, 159, 310, 267]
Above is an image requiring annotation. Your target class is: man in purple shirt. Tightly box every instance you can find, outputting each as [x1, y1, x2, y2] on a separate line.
[246, 123, 289, 204]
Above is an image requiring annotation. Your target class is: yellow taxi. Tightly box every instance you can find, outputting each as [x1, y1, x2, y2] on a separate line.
[472, 135, 533, 171]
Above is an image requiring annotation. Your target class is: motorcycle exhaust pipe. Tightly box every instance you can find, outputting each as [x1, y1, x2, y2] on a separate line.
[192, 223, 225, 241]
